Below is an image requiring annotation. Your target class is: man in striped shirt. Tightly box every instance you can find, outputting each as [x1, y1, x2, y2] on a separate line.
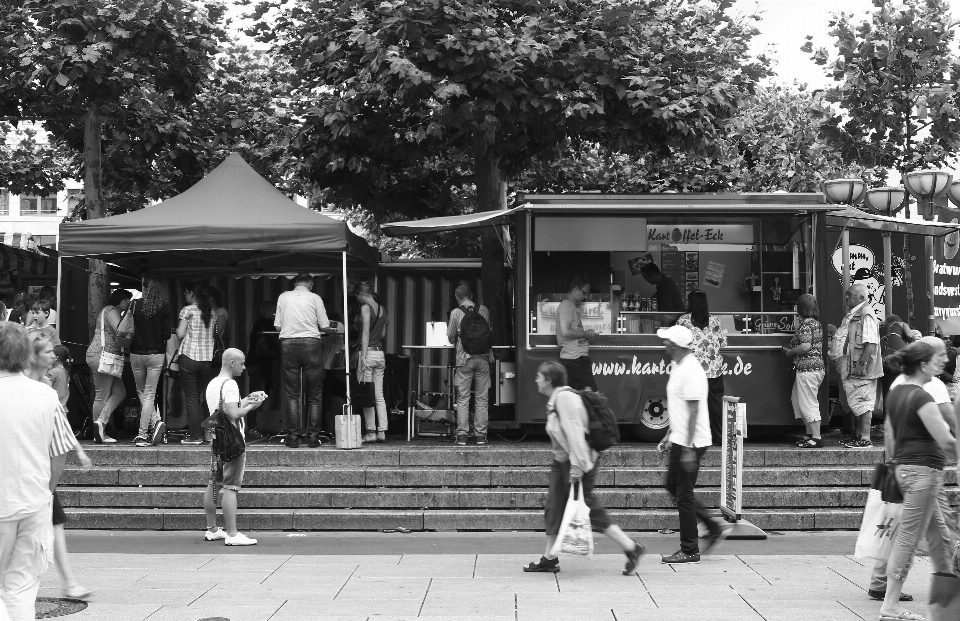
[0, 323, 75, 621]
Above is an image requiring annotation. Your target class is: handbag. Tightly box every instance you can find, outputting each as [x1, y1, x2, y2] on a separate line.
[201, 381, 245, 462]
[357, 379, 376, 409]
[872, 386, 922, 504]
[211, 315, 225, 369]
[96, 309, 125, 378]
[115, 299, 136, 350]
[929, 572, 960, 621]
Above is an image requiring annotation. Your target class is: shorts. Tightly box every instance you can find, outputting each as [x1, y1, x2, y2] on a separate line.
[52, 492, 66, 526]
[544, 459, 612, 536]
[841, 377, 878, 417]
[209, 451, 246, 492]
[560, 356, 598, 392]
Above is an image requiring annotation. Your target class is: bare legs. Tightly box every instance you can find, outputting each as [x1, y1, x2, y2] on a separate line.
[204, 484, 238, 536]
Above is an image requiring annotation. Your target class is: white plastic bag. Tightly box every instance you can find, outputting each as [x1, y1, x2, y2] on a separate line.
[854, 489, 902, 561]
[549, 482, 594, 558]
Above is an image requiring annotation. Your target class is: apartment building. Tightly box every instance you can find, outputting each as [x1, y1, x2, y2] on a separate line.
[0, 185, 81, 248]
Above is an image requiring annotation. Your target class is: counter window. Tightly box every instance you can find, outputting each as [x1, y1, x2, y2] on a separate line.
[527, 214, 813, 337]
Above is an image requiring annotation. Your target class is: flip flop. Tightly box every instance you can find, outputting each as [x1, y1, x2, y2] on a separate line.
[879, 610, 924, 621]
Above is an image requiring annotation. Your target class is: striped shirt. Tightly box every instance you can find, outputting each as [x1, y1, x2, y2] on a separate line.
[179, 304, 216, 362]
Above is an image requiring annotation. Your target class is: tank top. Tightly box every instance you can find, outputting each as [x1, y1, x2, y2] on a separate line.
[88, 305, 120, 359]
[366, 303, 387, 348]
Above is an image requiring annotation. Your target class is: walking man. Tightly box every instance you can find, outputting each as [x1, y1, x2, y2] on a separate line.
[833, 283, 882, 449]
[557, 273, 598, 391]
[202, 348, 263, 546]
[0, 323, 75, 620]
[447, 285, 493, 446]
[657, 324, 729, 564]
[275, 273, 330, 448]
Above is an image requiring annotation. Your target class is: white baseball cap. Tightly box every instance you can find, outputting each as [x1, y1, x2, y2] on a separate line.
[657, 325, 693, 348]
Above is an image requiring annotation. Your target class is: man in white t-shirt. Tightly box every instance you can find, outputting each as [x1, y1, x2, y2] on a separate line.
[202, 348, 264, 547]
[657, 324, 729, 565]
[867, 336, 955, 602]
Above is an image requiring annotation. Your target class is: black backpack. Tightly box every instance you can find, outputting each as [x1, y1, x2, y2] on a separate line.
[579, 390, 620, 452]
[458, 305, 493, 354]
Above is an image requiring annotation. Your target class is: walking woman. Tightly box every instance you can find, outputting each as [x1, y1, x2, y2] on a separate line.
[879, 341, 956, 621]
[26, 333, 94, 601]
[85, 288, 132, 444]
[354, 281, 389, 442]
[783, 294, 825, 448]
[177, 281, 216, 445]
[130, 277, 173, 447]
[677, 290, 727, 445]
[523, 361, 644, 575]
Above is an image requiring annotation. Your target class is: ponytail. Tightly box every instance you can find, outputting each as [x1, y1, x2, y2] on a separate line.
[185, 281, 213, 328]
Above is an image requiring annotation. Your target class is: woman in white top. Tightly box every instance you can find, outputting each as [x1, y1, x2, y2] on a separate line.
[85, 288, 133, 444]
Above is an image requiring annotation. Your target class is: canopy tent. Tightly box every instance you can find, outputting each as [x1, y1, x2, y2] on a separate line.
[58, 152, 379, 277]
[825, 206, 960, 237]
[0, 242, 49, 275]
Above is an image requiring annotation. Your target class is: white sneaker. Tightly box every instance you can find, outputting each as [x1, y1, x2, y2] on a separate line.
[225, 532, 257, 546]
[204, 527, 227, 541]
[101, 432, 117, 444]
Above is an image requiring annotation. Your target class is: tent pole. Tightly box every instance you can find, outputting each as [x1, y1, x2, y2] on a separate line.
[55, 254, 63, 337]
[342, 251, 351, 410]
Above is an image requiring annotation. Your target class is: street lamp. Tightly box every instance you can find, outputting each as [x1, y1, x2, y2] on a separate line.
[904, 170, 953, 335]
[865, 187, 907, 317]
[822, 179, 867, 296]
[947, 179, 960, 209]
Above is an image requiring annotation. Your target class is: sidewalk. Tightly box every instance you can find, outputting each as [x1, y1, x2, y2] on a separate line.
[38, 533, 934, 621]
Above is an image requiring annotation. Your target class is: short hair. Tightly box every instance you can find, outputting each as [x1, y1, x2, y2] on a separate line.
[29, 331, 53, 358]
[0, 322, 31, 372]
[797, 294, 820, 320]
[848, 283, 868, 300]
[538, 360, 568, 388]
[639, 262, 661, 278]
[568, 272, 591, 292]
[38, 286, 55, 302]
[294, 273, 314, 286]
[826, 323, 837, 337]
[885, 314, 902, 325]
[454, 285, 472, 302]
[107, 288, 133, 307]
[24, 294, 41, 313]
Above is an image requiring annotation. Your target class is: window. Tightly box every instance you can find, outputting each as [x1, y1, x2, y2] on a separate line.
[0, 191, 8, 216]
[19, 196, 58, 215]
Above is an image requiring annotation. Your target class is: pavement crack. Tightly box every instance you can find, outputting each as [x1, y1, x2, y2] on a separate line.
[195, 555, 216, 570]
[736, 556, 773, 586]
[636, 573, 656, 608]
[187, 584, 216, 606]
[266, 601, 287, 621]
[738, 593, 768, 621]
[838, 600, 865, 620]
[260, 562, 283, 584]
[514, 593, 518, 621]
[417, 577, 433, 617]
[332, 566, 358, 600]
[828, 566, 867, 592]
[473, 554, 478, 578]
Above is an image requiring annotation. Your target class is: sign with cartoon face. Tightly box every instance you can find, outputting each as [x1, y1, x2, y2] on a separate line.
[944, 218, 959, 260]
[831, 244, 887, 321]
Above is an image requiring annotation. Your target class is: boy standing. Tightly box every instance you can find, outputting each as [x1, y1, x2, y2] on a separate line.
[202, 348, 264, 546]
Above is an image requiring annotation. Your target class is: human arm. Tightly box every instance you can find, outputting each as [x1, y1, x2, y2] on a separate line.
[273, 297, 284, 331]
[680, 400, 700, 469]
[316, 296, 330, 330]
[74, 444, 92, 470]
[557, 301, 595, 340]
[917, 402, 957, 455]
[215, 309, 227, 336]
[105, 306, 123, 332]
[783, 343, 811, 357]
[555, 392, 594, 481]
[359, 304, 371, 368]
[884, 417, 896, 460]
[447, 309, 460, 345]
[176, 306, 191, 340]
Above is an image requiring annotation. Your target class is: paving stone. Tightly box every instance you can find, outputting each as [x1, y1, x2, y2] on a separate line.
[331, 489, 460, 509]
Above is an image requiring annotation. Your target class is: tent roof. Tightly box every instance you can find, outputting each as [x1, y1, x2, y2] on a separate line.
[825, 207, 960, 237]
[58, 153, 379, 277]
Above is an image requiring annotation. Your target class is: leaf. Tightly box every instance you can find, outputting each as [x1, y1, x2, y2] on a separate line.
[55, 73, 70, 86]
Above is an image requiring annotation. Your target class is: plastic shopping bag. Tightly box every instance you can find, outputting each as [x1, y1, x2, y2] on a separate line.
[854, 489, 902, 561]
[549, 482, 594, 558]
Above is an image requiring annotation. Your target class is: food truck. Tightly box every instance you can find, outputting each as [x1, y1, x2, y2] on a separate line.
[383, 193, 960, 441]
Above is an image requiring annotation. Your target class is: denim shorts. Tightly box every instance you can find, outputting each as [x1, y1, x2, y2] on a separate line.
[209, 452, 246, 492]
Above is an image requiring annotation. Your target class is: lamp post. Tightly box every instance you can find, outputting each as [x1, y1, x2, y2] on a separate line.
[904, 170, 953, 335]
[822, 179, 867, 297]
[947, 180, 960, 210]
[865, 187, 907, 318]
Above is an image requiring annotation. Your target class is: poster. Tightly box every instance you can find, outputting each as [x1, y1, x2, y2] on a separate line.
[719, 397, 744, 520]
[704, 261, 725, 288]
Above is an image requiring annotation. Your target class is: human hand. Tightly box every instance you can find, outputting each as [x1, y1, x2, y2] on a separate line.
[680, 446, 697, 472]
[585, 329, 598, 339]
[78, 451, 93, 471]
[657, 439, 672, 454]
[570, 469, 583, 484]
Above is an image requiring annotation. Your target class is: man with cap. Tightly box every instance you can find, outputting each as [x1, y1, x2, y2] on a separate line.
[657, 324, 729, 564]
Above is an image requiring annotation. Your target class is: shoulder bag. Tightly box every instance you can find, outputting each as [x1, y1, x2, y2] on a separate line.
[96, 309, 125, 378]
[115, 299, 136, 350]
[201, 381, 245, 462]
[871, 386, 921, 504]
[211, 315, 225, 369]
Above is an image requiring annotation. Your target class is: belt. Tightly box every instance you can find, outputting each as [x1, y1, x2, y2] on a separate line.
[280, 337, 321, 342]
[131, 349, 162, 355]
[366, 346, 383, 351]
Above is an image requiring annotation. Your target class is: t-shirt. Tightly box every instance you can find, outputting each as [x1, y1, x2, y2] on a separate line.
[791, 318, 824, 373]
[655, 276, 685, 313]
[47, 366, 70, 409]
[890, 375, 950, 404]
[0, 374, 74, 520]
[205, 376, 241, 416]
[667, 353, 711, 448]
[47, 308, 58, 328]
[887, 384, 945, 469]
[556, 299, 589, 360]
[275, 288, 330, 339]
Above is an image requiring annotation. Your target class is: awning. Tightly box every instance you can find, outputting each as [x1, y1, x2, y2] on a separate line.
[380, 206, 523, 236]
[826, 207, 960, 237]
[0, 243, 49, 275]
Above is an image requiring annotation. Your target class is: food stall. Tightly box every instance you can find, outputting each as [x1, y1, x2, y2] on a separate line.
[384, 193, 839, 441]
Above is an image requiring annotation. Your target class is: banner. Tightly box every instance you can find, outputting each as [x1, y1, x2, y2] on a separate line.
[720, 396, 746, 521]
[934, 208, 960, 334]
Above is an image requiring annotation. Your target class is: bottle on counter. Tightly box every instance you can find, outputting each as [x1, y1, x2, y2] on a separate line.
[650, 298, 658, 311]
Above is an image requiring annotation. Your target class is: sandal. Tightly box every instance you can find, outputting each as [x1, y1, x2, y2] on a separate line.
[522, 556, 560, 573]
[879, 610, 924, 621]
[798, 438, 823, 448]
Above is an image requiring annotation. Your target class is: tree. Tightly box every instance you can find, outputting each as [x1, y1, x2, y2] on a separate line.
[0, 122, 78, 197]
[803, 0, 960, 200]
[1, 0, 222, 333]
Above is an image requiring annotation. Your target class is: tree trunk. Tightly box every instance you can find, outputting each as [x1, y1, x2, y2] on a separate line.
[474, 135, 508, 344]
[84, 105, 108, 339]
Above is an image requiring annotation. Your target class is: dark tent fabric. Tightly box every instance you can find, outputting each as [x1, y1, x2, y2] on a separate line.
[0, 243, 49, 275]
[58, 153, 379, 277]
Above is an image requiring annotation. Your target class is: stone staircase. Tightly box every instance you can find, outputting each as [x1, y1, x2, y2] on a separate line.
[60, 440, 958, 531]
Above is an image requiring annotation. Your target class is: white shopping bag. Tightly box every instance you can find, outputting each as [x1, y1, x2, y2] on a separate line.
[549, 482, 594, 558]
[854, 489, 902, 561]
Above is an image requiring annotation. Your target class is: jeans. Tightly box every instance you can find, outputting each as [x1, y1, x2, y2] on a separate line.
[280, 338, 325, 438]
[130, 353, 164, 436]
[665, 444, 721, 555]
[87, 364, 126, 427]
[707, 376, 725, 445]
[0, 507, 49, 621]
[180, 355, 212, 441]
[358, 351, 387, 432]
[884, 464, 952, 581]
[455, 357, 490, 437]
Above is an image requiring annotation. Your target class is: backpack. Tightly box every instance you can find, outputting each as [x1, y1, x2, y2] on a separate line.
[458, 304, 493, 354]
[579, 390, 620, 452]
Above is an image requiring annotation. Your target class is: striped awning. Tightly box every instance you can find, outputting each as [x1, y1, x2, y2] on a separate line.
[0, 243, 49, 274]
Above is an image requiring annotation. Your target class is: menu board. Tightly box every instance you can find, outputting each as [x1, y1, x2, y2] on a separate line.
[662, 249, 700, 292]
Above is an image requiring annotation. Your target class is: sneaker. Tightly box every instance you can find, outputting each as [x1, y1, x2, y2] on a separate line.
[476, 436, 488, 446]
[204, 527, 228, 541]
[455, 434, 468, 446]
[702, 524, 732, 556]
[662, 550, 700, 564]
[225, 532, 258, 546]
[798, 437, 824, 448]
[867, 589, 913, 601]
[308, 437, 321, 448]
[245, 428, 265, 442]
[134, 435, 150, 447]
[151, 421, 166, 446]
[362, 432, 377, 444]
[522, 556, 560, 573]
[93, 420, 105, 444]
[182, 437, 205, 445]
[842, 437, 873, 449]
[286, 435, 300, 448]
[62, 585, 93, 601]
[622, 541, 646, 575]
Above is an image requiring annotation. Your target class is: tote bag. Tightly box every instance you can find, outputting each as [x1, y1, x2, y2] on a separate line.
[549, 482, 594, 558]
[96, 309, 125, 378]
[854, 489, 902, 561]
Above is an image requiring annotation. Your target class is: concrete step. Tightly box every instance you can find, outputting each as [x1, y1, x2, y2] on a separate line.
[61, 507, 865, 531]
[65, 443, 892, 468]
